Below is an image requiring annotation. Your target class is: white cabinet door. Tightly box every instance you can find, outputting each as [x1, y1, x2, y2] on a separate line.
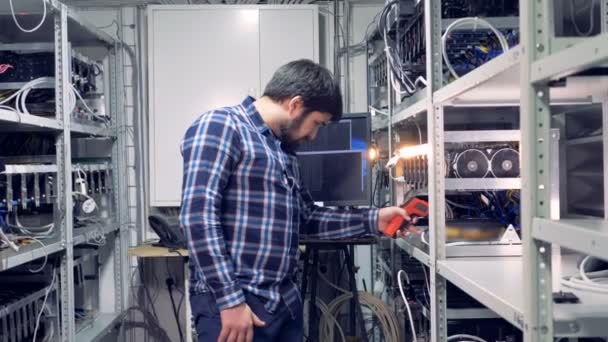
[148, 7, 261, 206]
[258, 8, 319, 92]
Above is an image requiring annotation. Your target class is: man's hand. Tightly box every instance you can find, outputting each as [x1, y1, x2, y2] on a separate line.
[377, 207, 418, 237]
[219, 302, 266, 342]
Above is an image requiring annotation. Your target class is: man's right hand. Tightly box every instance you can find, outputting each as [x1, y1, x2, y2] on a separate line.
[218, 302, 266, 342]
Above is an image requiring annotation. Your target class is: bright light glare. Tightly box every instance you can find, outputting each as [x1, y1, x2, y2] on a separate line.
[368, 147, 378, 161]
[398, 144, 429, 159]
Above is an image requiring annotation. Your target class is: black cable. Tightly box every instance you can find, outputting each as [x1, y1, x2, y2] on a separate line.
[165, 258, 185, 342]
[138, 263, 160, 322]
[372, 166, 380, 207]
[167, 278, 185, 342]
[122, 307, 172, 342]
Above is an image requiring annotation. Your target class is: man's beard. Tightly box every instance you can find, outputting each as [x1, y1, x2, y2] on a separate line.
[278, 116, 306, 152]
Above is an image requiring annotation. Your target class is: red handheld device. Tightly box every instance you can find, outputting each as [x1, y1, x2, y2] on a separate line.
[382, 197, 429, 237]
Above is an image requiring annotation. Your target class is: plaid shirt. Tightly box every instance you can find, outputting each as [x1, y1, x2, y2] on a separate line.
[179, 97, 379, 314]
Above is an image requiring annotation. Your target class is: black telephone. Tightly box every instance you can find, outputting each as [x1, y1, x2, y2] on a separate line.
[148, 214, 186, 250]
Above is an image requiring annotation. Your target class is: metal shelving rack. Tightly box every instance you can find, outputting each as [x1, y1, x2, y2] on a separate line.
[0, 1, 129, 341]
[372, 0, 608, 341]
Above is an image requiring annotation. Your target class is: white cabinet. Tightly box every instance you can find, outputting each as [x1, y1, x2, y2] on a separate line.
[147, 5, 319, 206]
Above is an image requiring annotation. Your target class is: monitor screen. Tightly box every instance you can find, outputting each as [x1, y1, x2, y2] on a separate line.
[296, 114, 371, 206]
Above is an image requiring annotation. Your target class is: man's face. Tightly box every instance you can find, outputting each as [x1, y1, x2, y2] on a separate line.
[278, 97, 333, 150]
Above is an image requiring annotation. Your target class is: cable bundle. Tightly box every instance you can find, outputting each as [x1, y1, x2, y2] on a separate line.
[378, 0, 427, 97]
[442, 17, 510, 79]
[562, 256, 608, 294]
[316, 271, 401, 342]
[0, 77, 108, 124]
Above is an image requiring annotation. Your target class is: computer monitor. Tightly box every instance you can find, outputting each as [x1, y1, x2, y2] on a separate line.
[296, 113, 371, 206]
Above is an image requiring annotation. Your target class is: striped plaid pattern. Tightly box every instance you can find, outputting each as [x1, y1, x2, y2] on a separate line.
[179, 96, 379, 313]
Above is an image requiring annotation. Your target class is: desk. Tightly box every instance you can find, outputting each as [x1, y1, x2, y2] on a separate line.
[128, 244, 187, 258]
[129, 244, 192, 342]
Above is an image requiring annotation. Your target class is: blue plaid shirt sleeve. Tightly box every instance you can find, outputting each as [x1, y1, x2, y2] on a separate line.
[299, 186, 380, 239]
[179, 110, 245, 310]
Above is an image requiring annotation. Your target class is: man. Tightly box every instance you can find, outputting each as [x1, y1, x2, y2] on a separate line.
[180, 59, 411, 342]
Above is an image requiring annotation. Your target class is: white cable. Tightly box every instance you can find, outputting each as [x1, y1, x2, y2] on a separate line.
[442, 17, 510, 79]
[33, 269, 56, 342]
[369, 105, 389, 116]
[10, 211, 54, 237]
[9, 0, 47, 33]
[317, 271, 401, 342]
[311, 298, 346, 342]
[569, 0, 596, 36]
[390, 72, 413, 95]
[561, 255, 608, 294]
[447, 334, 489, 342]
[0, 226, 19, 251]
[414, 76, 427, 87]
[27, 237, 48, 273]
[421, 230, 429, 245]
[413, 120, 423, 145]
[397, 270, 418, 342]
[1, 77, 108, 123]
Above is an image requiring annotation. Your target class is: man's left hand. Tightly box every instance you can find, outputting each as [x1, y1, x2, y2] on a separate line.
[377, 207, 418, 237]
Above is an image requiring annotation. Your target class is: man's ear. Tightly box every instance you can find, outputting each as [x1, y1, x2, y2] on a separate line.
[287, 96, 305, 119]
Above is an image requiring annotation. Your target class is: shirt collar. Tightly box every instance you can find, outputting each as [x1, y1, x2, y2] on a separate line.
[242, 96, 271, 135]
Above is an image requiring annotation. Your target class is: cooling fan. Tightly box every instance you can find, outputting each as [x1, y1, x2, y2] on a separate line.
[490, 148, 520, 177]
[453, 149, 490, 178]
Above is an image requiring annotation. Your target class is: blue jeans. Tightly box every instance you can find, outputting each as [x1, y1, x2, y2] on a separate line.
[190, 291, 303, 342]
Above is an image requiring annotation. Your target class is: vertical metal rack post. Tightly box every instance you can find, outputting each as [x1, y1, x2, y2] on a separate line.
[54, 4, 76, 341]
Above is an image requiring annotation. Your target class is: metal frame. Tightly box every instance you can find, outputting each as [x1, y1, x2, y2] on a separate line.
[0, 1, 129, 341]
[371, 0, 608, 340]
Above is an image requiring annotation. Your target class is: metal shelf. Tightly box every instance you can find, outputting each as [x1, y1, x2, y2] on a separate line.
[372, 91, 427, 131]
[71, 122, 116, 138]
[531, 33, 608, 83]
[445, 178, 521, 190]
[74, 312, 122, 342]
[73, 221, 119, 246]
[533, 218, 608, 261]
[438, 257, 608, 337]
[433, 46, 522, 105]
[431, 46, 608, 108]
[0, 0, 116, 47]
[437, 257, 524, 330]
[395, 237, 430, 266]
[0, 236, 64, 272]
[392, 91, 427, 127]
[0, 82, 54, 90]
[445, 130, 520, 143]
[2, 162, 112, 175]
[0, 109, 63, 131]
[420, 300, 500, 320]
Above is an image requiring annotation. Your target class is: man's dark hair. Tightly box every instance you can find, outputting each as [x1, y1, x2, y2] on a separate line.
[263, 59, 343, 121]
